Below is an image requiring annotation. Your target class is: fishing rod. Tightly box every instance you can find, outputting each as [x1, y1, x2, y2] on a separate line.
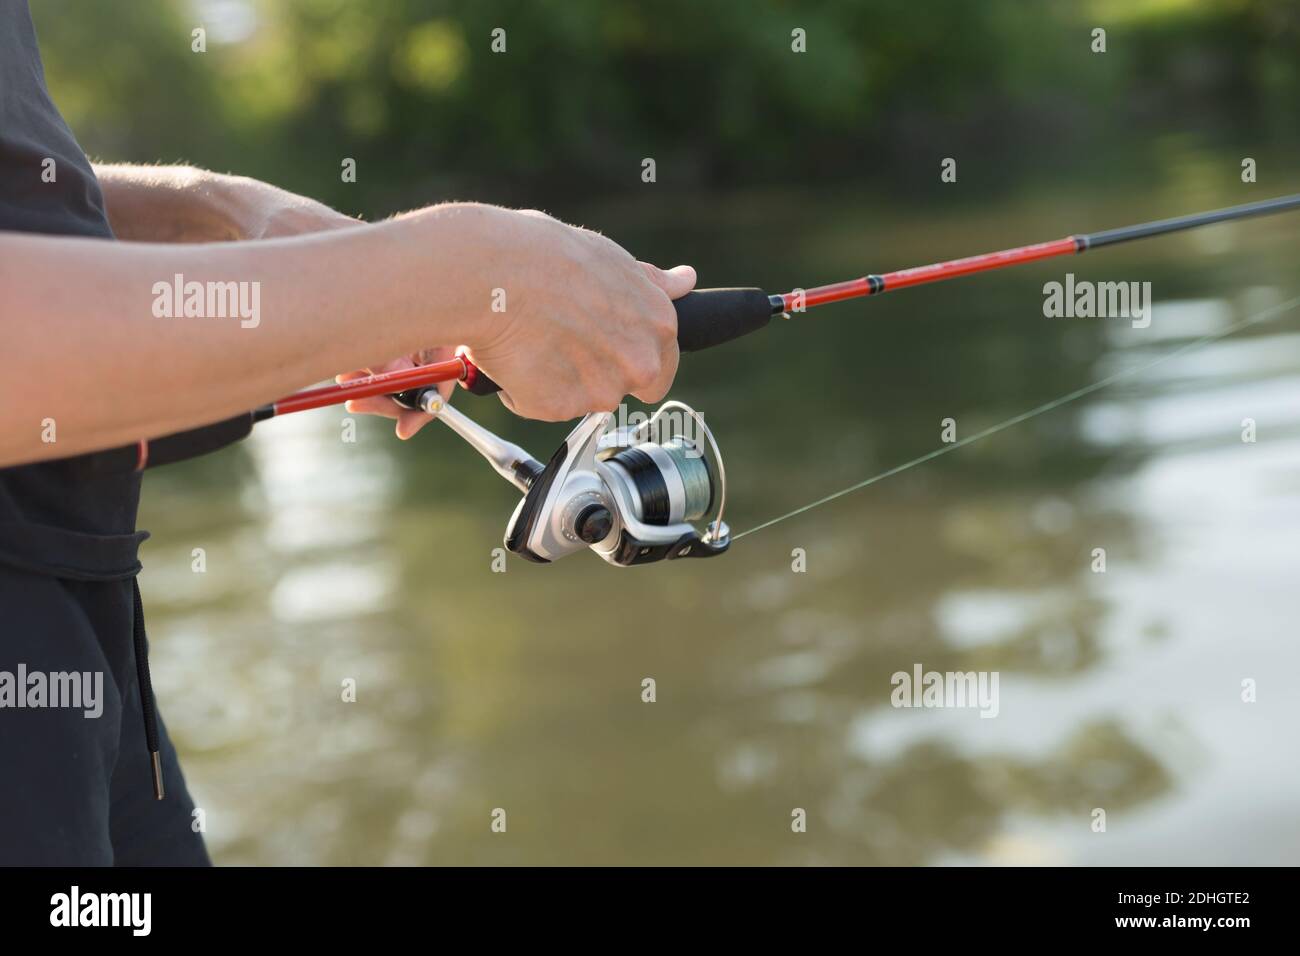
[85, 191, 1300, 564]
[385, 191, 1300, 404]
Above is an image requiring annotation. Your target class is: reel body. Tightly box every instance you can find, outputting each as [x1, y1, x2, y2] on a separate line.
[411, 391, 729, 567]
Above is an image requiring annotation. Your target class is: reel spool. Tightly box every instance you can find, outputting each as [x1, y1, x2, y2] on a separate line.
[606, 438, 714, 526]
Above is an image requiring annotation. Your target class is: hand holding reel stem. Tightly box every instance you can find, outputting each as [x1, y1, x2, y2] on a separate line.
[417, 390, 729, 566]
[387, 287, 774, 566]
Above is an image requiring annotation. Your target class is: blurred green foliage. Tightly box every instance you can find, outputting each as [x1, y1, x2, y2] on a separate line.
[32, 0, 1300, 217]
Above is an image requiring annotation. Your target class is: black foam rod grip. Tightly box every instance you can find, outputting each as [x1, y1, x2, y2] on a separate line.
[673, 287, 774, 353]
[458, 287, 775, 396]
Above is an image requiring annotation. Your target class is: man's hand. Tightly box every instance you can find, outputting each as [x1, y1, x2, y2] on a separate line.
[338, 347, 459, 440]
[343, 207, 695, 435]
[455, 206, 693, 422]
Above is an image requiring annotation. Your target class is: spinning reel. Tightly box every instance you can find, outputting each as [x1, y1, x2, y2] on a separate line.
[398, 389, 730, 566]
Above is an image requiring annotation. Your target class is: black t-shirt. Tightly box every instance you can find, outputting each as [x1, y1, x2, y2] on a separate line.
[0, 0, 144, 579]
[0, 5, 198, 856]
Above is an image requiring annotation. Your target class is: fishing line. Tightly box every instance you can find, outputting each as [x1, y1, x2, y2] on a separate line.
[734, 292, 1300, 541]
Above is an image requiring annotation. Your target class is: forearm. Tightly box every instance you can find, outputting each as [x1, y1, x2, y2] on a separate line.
[93, 164, 254, 242]
[93, 163, 359, 242]
[0, 203, 499, 466]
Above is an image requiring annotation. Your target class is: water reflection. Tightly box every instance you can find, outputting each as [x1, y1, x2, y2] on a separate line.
[137, 182, 1300, 865]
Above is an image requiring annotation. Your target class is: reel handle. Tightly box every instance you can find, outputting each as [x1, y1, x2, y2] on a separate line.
[392, 288, 777, 406]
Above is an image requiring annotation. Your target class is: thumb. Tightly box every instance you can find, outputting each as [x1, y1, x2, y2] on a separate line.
[639, 262, 697, 300]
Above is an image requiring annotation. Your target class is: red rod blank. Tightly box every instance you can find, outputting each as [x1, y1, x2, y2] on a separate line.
[272, 356, 468, 415]
[881, 236, 1079, 291]
[782, 236, 1079, 311]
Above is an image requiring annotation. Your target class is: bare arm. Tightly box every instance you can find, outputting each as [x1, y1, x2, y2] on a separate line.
[2, 205, 485, 465]
[92, 163, 356, 242]
[0, 203, 686, 468]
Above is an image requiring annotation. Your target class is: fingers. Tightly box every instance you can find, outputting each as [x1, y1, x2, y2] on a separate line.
[631, 340, 678, 405]
[639, 262, 697, 300]
[394, 408, 434, 440]
[629, 277, 682, 404]
[461, 209, 693, 421]
[343, 396, 435, 437]
[337, 351, 454, 439]
[337, 356, 413, 425]
[345, 396, 400, 420]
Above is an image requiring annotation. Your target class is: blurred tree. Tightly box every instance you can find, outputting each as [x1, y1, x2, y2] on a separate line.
[31, 0, 1299, 215]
